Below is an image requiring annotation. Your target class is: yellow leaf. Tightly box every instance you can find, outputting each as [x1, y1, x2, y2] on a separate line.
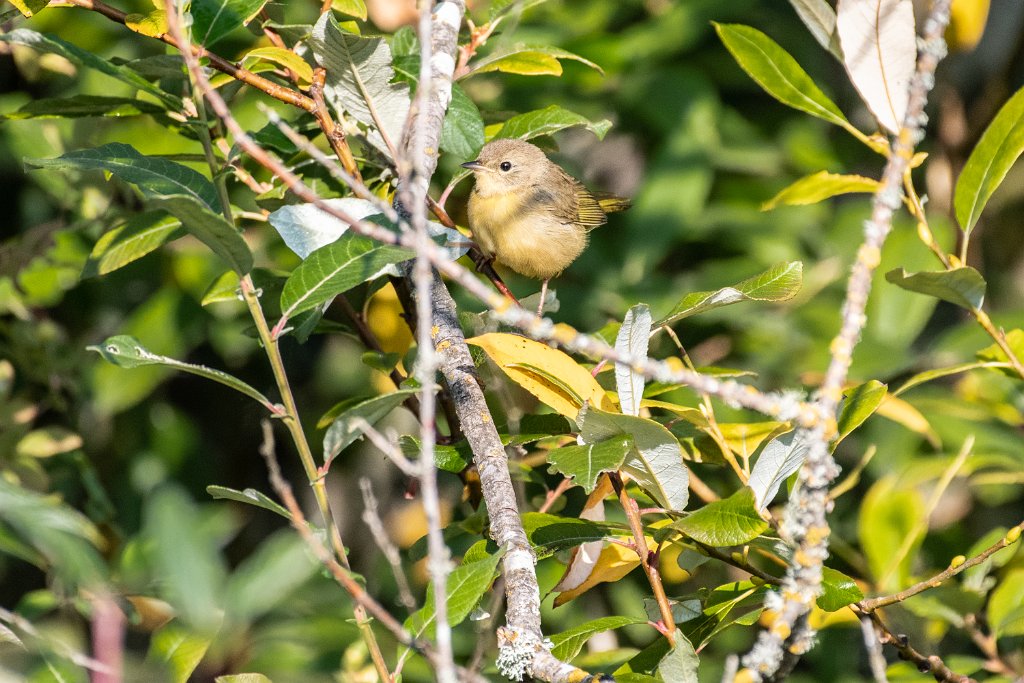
[947, 0, 989, 52]
[243, 47, 313, 87]
[808, 604, 858, 630]
[553, 541, 640, 606]
[468, 333, 613, 418]
[877, 395, 940, 448]
[717, 422, 789, 458]
[125, 10, 168, 37]
[365, 282, 413, 357]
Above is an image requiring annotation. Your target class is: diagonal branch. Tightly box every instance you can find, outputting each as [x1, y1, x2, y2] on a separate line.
[738, 2, 954, 679]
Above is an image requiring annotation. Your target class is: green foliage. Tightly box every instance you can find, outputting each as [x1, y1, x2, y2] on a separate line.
[672, 488, 768, 546]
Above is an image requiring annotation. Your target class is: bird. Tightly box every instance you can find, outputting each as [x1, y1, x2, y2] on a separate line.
[461, 139, 631, 316]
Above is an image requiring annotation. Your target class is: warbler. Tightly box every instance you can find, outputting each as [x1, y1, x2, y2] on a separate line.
[461, 139, 630, 314]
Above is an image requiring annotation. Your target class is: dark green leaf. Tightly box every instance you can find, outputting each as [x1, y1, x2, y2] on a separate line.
[817, 566, 864, 611]
[836, 380, 887, 444]
[406, 548, 504, 637]
[522, 512, 626, 558]
[0, 30, 179, 107]
[88, 335, 273, 409]
[655, 261, 803, 327]
[658, 630, 699, 683]
[491, 104, 612, 142]
[547, 435, 633, 493]
[225, 531, 318, 621]
[191, 0, 269, 47]
[5, 95, 166, 120]
[714, 23, 849, 128]
[321, 389, 421, 463]
[401, 435, 472, 473]
[83, 212, 184, 278]
[673, 488, 768, 546]
[26, 143, 218, 210]
[954, 85, 1024, 234]
[885, 267, 986, 311]
[280, 233, 414, 318]
[145, 196, 253, 274]
[441, 83, 485, 159]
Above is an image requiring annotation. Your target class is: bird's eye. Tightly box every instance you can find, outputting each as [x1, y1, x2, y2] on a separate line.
[499, 161, 512, 172]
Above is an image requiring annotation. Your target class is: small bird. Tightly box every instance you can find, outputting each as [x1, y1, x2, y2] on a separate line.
[462, 139, 630, 316]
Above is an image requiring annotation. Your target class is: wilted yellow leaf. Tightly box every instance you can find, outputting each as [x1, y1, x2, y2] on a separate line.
[553, 541, 640, 606]
[468, 333, 613, 418]
[947, 0, 989, 52]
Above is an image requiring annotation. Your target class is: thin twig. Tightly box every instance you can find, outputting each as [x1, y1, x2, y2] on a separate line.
[864, 611, 975, 683]
[860, 615, 888, 683]
[360, 477, 419, 611]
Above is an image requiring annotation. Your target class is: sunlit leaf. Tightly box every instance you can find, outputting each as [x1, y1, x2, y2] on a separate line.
[146, 195, 253, 274]
[468, 333, 613, 417]
[553, 541, 640, 606]
[655, 261, 803, 327]
[547, 435, 633, 493]
[954, 86, 1024, 234]
[406, 548, 504, 637]
[893, 361, 1013, 395]
[835, 380, 887, 445]
[874, 394, 940, 447]
[788, 0, 841, 57]
[215, 675, 273, 683]
[988, 568, 1024, 638]
[673, 488, 768, 546]
[615, 304, 651, 417]
[761, 171, 879, 210]
[489, 104, 612, 142]
[748, 430, 810, 511]
[818, 566, 864, 611]
[279, 233, 414, 318]
[578, 404, 689, 512]
[320, 389, 421, 462]
[714, 23, 849, 128]
[242, 46, 313, 85]
[89, 335, 273, 409]
[331, 0, 367, 18]
[976, 329, 1024, 378]
[83, 212, 183, 277]
[191, 0, 268, 47]
[948, 0, 990, 52]
[149, 624, 211, 683]
[465, 46, 604, 79]
[522, 512, 625, 558]
[859, 476, 925, 591]
[125, 8, 167, 37]
[8, 0, 48, 18]
[310, 13, 411, 157]
[885, 267, 986, 311]
[16, 427, 82, 458]
[836, 0, 915, 134]
[549, 616, 646, 661]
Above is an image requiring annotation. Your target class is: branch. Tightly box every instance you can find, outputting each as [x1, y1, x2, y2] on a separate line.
[739, 2, 954, 678]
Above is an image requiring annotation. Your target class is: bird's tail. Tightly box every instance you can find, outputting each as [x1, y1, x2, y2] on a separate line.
[596, 193, 631, 214]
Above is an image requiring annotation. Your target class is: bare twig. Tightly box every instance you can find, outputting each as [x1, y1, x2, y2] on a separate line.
[739, 2, 954, 678]
[864, 611, 975, 683]
[360, 478, 418, 612]
[860, 615, 888, 683]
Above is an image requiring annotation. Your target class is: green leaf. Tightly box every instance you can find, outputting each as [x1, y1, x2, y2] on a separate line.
[817, 566, 864, 611]
[242, 47, 313, 84]
[0, 30, 179, 107]
[836, 380, 887, 444]
[8, 0, 48, 17]
[279, 233, 414, 318]
[144, 196, 253, 274]
[465, 45, 604, 78]
[549, 616, 646, 661]
[988, 568, 1024, 638]
[578, 404, 689, 512]
[885, 267, 986, 311]
[615, 304, 651, 417]
[859, 476, 925, 592]
[149, 623, 212, 683]
[216, 675, 273, 683]
[714, 23, 849, 128]
[441, 83, 485, 160]
[655, 261, 803, 327]
[331, 0, 367, 19]
[83, 212, 184, 277]
[976, 329, 1024, 377]
[4, 95, 166, 120]
[547, 435, 633, 493]
[145, 488, 226, 634]
[25, 143, 218, 210]
[522, 512, 625, 559]
[401, 435, 472, 473]
[225, 531, 318, 621]
[761, 171, 879, 210]
[488, 0, 550, 20]
[191, 0, 268, 47]
[672, 487, 768, 546]
[310, 13, 411, 157]
[747, 429, 806, 510]
[206, 485, 292, 521]
[893, 361, 1014, 396]
[89, 335, 273, 409]
[406, 548, 505, 637]
[490, 104, 612, 142]
[954, 85, 1024, 234]
[658, 630, 699, 683]
[321, 389, 421, 463]
[0, 479, 106, 589]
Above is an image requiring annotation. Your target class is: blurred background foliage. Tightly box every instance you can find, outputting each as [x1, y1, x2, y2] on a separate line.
[1, 0, 1024, 680]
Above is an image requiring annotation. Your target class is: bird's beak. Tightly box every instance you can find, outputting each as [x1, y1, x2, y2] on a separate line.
[461, 160, 485, 171]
